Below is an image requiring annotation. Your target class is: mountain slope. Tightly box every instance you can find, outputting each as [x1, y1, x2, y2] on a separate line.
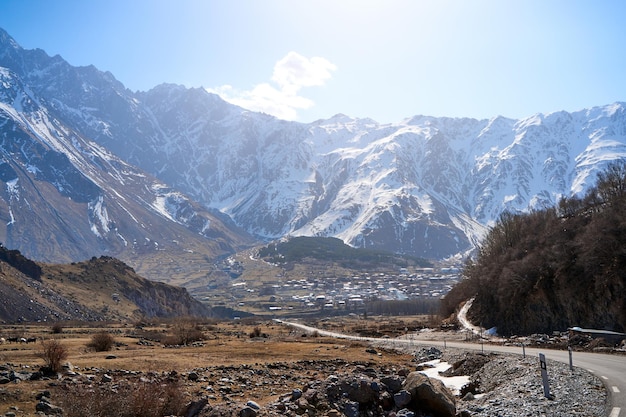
[0, 247, 215, 323]
[0, 33, 255, 284]
[2, 27, 626, 264]
[99, 95, 626, 259]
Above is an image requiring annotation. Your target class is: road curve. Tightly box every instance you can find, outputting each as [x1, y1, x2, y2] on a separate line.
[277, 320, 625, 417]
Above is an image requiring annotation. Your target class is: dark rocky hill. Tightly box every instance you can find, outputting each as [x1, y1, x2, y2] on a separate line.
[0, 247, 217, 323]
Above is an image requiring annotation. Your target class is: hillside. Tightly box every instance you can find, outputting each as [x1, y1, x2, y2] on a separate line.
[258, 236, 431, 269]
[0, 247, 215, 323]
[0, 28, 255, 285]
[442, 163, 626, 335]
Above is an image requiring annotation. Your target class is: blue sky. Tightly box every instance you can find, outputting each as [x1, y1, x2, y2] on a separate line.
[1, 0, 625, 123]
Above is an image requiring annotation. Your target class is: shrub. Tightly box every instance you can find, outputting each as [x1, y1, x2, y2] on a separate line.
[131, 380, 187, 417]
[37, 339, 68, 373]
[87, 332, 115, 352]
[55, 379, 188, 417]
[249, 326, 262, 338]
[51, 323, 63, 334]
[168, 317, 204, 345]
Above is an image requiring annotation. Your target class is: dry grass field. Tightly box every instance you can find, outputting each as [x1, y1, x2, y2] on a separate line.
[0, 317, 427, 416]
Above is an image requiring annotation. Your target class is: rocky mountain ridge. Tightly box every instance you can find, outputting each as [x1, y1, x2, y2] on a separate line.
[0, 30, 254, 284]
[0, 248, 215, 323]
[2, 27, 626, 269]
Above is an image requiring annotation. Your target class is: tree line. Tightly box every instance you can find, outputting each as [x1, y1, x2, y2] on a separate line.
[258, 236, 431, 268]
[442, 162, 626, 335]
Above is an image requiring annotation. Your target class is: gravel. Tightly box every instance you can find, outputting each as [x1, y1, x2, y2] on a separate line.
[367, 339, 608, 417]
[429, 347, 607, 417]
[460, 354, 606, 416]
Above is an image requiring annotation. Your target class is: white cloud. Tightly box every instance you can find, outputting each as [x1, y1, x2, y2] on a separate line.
[208, 52, 336, 121]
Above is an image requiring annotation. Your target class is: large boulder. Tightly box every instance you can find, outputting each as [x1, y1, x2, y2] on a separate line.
[401, 372, 456, 417]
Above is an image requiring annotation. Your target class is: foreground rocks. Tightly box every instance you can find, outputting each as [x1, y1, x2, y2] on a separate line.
[258, 369, 457, 417]
[0, 345, 609, 417]
[48, 361, 459, 417]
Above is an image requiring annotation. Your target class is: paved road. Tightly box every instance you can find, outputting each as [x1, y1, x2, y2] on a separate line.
[277, 320, 625, 417]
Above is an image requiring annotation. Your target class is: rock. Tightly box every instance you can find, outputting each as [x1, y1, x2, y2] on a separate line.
[370, 380, 381, 392]
[402, 372, 456, 417]
[101, 373, 113, 383]
[397, 409, 415, 417]
[338, 376, 378, 404]
[185, 397, 208, 417]
[294, 397, 311, 414]
[239, 406, 257, 417]
[394, 389, 412, 408]
[462, 392, 475, 401]
[246, 400, 260, 410]
[440, 352, 490, 377]
[35, 401, 64, 415]
[291, 388, 302, 400]
[273, 402, 286, 412]
[29, 371, 43, 381]
[380, 391, 394, 410]
[36, 391, 51, 401]
[303, 388, 319, 404]
[105, 355, 117, 359]
[416, 347, 442, 361]
[40, 365, 59, 377]
[343, 401, 359, 417]
[11, 371, 33, 381]
[381, 375, 403, 393]
[188, 371, 199, 381]
[326, 410, 341, 417]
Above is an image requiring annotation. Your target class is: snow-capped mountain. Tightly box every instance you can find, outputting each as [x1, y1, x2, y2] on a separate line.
[0, 30, 254, 282]
[2, 27, 626, 267]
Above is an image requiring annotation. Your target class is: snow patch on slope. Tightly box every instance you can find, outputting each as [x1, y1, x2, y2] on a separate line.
[88, 195, 110, 237]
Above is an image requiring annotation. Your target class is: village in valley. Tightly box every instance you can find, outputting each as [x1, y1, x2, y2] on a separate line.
[199, 254, 463, 316]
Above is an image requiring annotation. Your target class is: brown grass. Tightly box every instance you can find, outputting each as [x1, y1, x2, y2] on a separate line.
[56, 379, 187, 417]
[0, 318, 419, 414]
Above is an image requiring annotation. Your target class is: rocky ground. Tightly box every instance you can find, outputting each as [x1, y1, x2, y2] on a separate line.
[439, 349, 607, 417]
[0, 343, 609, 417]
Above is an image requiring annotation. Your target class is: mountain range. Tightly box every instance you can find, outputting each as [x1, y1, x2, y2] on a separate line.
[1, 27, 626, 284]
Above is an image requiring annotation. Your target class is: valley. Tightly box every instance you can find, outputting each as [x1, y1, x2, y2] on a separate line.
[0, 315, 618, 417]
[192, 248, 461, 317]
[1, 23, 626, 417]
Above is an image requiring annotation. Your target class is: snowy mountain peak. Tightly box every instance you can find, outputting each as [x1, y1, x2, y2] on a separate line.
[0, 28, 20, 52]
[2, 27, 626, 265]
